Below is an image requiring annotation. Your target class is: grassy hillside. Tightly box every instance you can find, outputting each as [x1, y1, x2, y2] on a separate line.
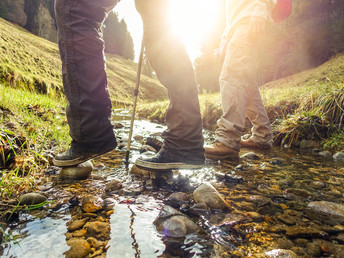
[0, 17, 167, 103]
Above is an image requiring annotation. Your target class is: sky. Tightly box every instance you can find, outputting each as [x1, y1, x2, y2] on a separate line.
[114, 0, 221, 62]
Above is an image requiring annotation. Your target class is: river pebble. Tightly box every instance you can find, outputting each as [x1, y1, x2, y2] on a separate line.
[153, 206, 200, 237]
[59, 160, 93, 180]
[333, 151, 344, 162]
[81, 196, 103, 213]
[67, 218, 88, 232]
[18, 192, 47, 205]
[305, 201, 344, 225]
[65, 239, 91, 258]
[241, 152, 260, 160]
[263, 249, 299, 257]
[193, 183, 231, 210]
[318, 151, 332, 158]
[84, 221, 111, 241]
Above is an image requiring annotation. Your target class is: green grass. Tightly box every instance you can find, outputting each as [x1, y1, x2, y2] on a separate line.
[0, 17, 167, 103]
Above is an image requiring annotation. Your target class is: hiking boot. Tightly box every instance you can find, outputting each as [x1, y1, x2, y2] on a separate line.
[53, 141, 117, 167]
[205, 141, 239, 160]
[240, 137, 271, 149]
[135, 149, 204, 170]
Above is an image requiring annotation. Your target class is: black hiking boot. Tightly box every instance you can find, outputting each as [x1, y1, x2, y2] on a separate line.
[53, 141, 117, 167]
[135, 149, 204, 170]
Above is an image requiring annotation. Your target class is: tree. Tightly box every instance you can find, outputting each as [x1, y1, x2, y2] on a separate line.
[103, 11, 134, 60]
[0, 0, 8, 19]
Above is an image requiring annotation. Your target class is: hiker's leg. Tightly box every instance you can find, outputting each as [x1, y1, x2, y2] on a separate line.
[135, 0, 204, 158]
[55, 0, 118, 152]
[215, 23, 253, 151]
[246, 87, 273, 145]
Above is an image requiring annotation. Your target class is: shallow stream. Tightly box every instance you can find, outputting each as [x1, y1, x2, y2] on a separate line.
[1, 109, 344, 257]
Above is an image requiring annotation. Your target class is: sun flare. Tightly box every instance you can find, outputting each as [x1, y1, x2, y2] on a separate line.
[168, 0, 221, 61]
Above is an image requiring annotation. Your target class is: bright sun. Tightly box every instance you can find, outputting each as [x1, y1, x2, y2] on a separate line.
[168, 0, 221, 61]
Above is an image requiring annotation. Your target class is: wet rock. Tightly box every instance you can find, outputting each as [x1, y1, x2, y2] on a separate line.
[102, 198, 117, 211]
[248, 195, 271, 207]
[133, 135, 144, 142]
[275, 238, 294, 249]
[305, 201, 344, 225]
[84, 221, 111, 241]
[153, 206, 200, 237]
[81, 196, 103, 213]
[130, 164, 150, 177]
[285, 188, 311, 198]
[241, 152, 259, 160]
[285, 226, 328, 239]
[166, 192, 189, 209]
[169, 192, 189, 202]
[224, 174, 244, 184]
[318, 151, 332, 158]
[336, 233, 344, 244]
[60, 160, 93, 180]
[247, 212, 263, 222]
[87, 237, 105, 249]
[68, 218, 88, 232]
[188, 203, 209, 217]
[221, 213, 247, 225]
[193, 183, 231, 210]
[306, 239, 341, 257]
[263, 249, 299, 258]
[104, 180, 122, 193]
[333, 152, 344, 162]
[65, 239, 91, 258]
[19, 193, 47, 205]
[300, 140, 319, 149]
[277, 214, 297, 226]
[311, 180, 326, 189]
[114, 122, 124, 129]
[294, 238, 309, 248]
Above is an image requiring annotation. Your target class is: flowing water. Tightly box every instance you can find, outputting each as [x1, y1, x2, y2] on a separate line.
[1, 109, 344, 257]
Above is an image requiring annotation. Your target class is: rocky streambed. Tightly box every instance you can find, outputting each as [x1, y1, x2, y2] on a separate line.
[1, 110, 344, 257]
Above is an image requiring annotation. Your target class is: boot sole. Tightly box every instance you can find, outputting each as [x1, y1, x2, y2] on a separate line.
[53, 144, 116, 167]
[205, 153, 239, 161]
[135, 159, 204, 170]
[53, 154, 100, 167]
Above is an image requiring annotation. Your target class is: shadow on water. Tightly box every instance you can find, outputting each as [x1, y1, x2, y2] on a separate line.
[2, 109, 344, 257]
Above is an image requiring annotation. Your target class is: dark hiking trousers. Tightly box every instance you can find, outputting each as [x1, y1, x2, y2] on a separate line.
[55, 0, 204, 158]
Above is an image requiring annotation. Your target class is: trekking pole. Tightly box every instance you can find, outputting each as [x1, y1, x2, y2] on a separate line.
[125, 37, 145, 166]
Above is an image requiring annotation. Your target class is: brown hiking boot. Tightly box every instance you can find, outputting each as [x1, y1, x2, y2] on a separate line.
[205, 142, 239, 160]
[240, 137, 271, 149]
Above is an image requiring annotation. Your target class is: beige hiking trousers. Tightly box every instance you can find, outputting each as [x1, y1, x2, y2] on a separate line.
[216, 22, 273, 151]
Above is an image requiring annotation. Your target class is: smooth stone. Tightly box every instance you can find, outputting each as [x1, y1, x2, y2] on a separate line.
[168, 192, 189, 202]
[68, 218, 88, 232]
[114, 122, 124, 129]
[104, 180, 122, 193]
[19, 193, 47, 205]
[305, 201, 344, 225]
[264, 249, 299, 258]
[241, 152, 259, 160]
[130, 164, 150, 177]
[84, 221, 111, 241]
[300, 140, 319, 149]
[193, 183, 231, 210]
[60, 160, 93, 180]
[65, 239, 91, 258]
[318, 151, 332, 158]
[333, 152, 344, 162]
[81, 196, 103, 213]
[153, 206, 200, 237]
[102, 198, 117, 211]
[285, 226, 328, 238]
